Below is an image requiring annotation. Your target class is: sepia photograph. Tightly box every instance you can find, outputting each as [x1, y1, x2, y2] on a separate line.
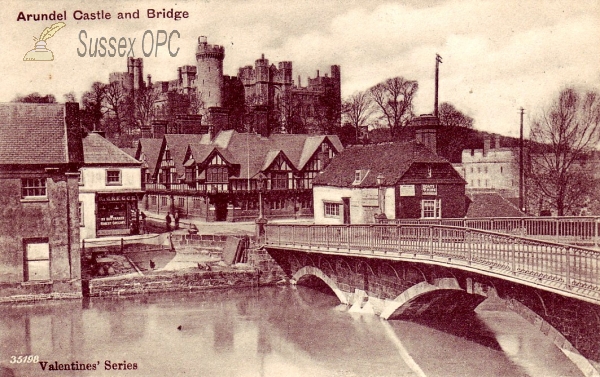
[0, 0, 599, 376]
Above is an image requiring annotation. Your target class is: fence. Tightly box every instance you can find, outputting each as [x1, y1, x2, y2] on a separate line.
[264, 223, 600, 303]
[378, 217, 600, 247]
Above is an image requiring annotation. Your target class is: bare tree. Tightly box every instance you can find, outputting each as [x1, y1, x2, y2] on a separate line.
[343, 90, 374, 142]
[12, 92, 56, 103]
[528, 87, 600, 216]
[438, 102, 473, 128]
[63, 92, 77, 103]
[81, 82, 106, 131]
[103, 81, 132, 136]
[134, 84, 158, 132]
[370, 77, 418, 138]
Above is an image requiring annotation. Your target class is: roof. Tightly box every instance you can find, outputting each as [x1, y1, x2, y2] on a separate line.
[163, 134, 207, 177]
[466, 192, 526, 218]
[83, 132, 141, 165]
[313, 141, 450, 188]
[0, 103, 69, 165]
[137, 138, 162, 175]
[120, 147, 136, 158]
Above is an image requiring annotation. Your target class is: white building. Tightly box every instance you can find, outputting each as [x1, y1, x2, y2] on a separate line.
[459, 135, 519, 199]
[79, 132, 143, 239]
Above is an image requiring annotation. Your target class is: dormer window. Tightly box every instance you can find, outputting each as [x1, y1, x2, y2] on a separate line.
[352, 169, 369, 185]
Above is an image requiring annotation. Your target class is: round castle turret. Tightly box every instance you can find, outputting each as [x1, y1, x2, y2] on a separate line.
[196, 36, 225, 109]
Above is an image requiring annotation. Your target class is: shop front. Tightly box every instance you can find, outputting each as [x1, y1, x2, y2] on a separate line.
[96, 193, 142, 237]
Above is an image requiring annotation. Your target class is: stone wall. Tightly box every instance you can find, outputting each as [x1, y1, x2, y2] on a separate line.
[247, 247, 287, 285]
[86, 270, 259, 297]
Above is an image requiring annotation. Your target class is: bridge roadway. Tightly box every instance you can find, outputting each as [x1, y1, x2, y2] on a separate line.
[262, 223, 600, 377]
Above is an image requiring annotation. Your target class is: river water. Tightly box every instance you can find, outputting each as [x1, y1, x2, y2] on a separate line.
[0, 286, 584, 377]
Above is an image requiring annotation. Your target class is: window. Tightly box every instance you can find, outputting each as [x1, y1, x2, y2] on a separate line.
[206, 167, 228, 183]
[178, 197, 185, 207]
[500, 166, 503, 174]
[193, 198, 203, 208]
[421, 199, 441, 219]
[161, 197, 167, 206]
[271, 173, 288, 189]
[324, 202, 340, 217]
[23, 240, 50, 281]
[270, 198, 286, 210]
[484, 166, 488, 174]
[427, 166, 432, 178]
[78, 170, 84, 186]
[21, 178, 47, 198]
[151, 196, 157, 205]
[78, 202, 84, 227]
[106, 170, 122, 185]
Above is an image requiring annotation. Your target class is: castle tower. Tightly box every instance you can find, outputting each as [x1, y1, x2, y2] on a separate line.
[133, 58, 143, 91]
[255, 54, 270, 106]
[196, 36, 224, 110]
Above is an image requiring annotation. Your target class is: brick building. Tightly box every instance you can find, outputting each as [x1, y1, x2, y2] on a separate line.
[312, 140, 467, 224]
[0, 103, 83, 299]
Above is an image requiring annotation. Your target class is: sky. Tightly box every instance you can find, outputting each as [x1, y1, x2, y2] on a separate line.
[1, 0, 599, 137]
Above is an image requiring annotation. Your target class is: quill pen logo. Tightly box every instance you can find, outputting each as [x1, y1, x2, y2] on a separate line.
[23, 22, 65, 61]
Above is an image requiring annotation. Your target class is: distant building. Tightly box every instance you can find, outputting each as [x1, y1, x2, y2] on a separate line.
[0, 103, 83, 299]
[458, 135, 520, 199]
[108, 36, 341, 138]
[312, 140, 467, 224]
[140, 131, 343, 221]
[79, 132, 143, 239]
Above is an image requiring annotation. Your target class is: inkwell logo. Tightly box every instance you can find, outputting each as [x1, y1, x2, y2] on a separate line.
[23, 22, 65, 61]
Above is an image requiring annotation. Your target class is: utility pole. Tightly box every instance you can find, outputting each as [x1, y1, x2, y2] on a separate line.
[434, 54, 442, 118]
[519, 107, 525, 212]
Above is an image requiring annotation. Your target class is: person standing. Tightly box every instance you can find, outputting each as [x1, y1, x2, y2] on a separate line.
[174, 211, 180, 230]
[166, 212, 172, 232]
[140, 212, 147, 234]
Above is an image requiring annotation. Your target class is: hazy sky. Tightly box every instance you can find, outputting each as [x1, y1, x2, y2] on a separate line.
[1, 0, 598, 136]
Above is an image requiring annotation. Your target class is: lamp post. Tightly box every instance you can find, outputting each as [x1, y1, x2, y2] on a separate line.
[256, 173, 268, 239]
[374, 173, 387, 223]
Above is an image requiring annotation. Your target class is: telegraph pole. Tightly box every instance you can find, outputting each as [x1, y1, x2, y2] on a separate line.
[434, 54, 442, 118]
[519, 107, 525, 212]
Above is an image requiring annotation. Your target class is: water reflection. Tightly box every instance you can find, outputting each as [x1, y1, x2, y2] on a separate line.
[0, 287, 585, 377]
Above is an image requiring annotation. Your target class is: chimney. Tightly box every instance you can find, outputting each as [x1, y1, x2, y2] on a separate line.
[483, 135, 490, 157]
[297, 75, 301, 87]
[494, 134, 500, 149]
[412, 114, 439, 154]
[65, 102, 84, 165]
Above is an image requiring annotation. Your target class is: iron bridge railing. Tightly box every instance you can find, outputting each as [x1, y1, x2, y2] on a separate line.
[378, 217, 600, 247]
[263, 223, 600, 304]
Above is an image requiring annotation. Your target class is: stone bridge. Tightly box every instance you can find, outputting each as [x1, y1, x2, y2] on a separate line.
[262, 223, 600, 377]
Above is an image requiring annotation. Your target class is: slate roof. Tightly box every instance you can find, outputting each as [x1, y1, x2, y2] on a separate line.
[466, 192, 526, 218]
[163, 134, 207, 177]
[313, 141, 451, 188]
[155, 130, 344, 180]
[136, 138, 162, 175]
[0, 103, 69, 165]
[83, 132, 141, 165]
[121, 147, 136, 158]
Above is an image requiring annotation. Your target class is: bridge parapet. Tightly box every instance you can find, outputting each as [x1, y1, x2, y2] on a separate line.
[378, 216, 600, 247]
[264, 223, 600, 305]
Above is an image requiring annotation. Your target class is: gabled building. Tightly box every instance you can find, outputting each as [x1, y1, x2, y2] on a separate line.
[0, 103, 83, 299]
[80, 132, 143, 239]
[142, 131, 343, 221]
[312, 140, 467, 224]
[133, 138, 162, 186]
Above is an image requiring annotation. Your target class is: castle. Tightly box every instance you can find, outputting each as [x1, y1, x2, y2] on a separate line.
[109, 36, 341, 138]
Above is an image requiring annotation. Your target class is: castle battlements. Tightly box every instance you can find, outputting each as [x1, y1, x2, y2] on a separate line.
[196, 36, 225, 60]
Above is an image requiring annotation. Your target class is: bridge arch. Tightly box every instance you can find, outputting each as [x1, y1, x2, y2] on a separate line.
[291, 266, 349, 304]
[380, 278, 482, 319]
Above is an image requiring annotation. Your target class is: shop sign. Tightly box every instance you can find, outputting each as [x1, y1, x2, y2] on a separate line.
[400, 185, 415, 196]
[422, 184, 437, 195]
